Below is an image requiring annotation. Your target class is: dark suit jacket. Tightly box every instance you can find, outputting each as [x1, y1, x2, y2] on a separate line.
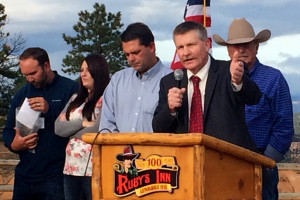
[152, 56, 261, 151]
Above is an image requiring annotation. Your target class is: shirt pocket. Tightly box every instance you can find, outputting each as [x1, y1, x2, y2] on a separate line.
[142, 92, 159, 115]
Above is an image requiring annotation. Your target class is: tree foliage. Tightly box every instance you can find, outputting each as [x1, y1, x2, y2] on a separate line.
[0, 3, 26, 118]
[62, 3, 127, 75]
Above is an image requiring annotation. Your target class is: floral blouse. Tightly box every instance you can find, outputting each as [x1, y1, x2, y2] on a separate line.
[63, 96, 101, 177]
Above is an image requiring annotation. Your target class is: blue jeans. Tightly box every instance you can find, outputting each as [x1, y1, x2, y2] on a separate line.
[262, 166, 279, 200]
[13, 173, 65, 200]
[64, 175, 92, 200]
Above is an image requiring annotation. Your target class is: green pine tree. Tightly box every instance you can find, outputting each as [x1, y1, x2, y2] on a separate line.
[62, 3, 127, 75]
[0, 3, 26, 121]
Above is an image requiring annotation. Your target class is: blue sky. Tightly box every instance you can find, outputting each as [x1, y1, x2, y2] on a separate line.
[2, 0, 300, 100]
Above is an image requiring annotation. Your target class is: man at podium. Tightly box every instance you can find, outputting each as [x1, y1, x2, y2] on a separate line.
[99, 22, 171, 133]
[152, 21, 261, 152]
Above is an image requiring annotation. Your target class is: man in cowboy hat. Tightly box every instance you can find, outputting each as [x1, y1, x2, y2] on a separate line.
[213, 18, 294, 200]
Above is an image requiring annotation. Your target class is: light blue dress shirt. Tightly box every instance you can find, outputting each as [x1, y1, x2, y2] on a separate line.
[99, 60, 172, 133]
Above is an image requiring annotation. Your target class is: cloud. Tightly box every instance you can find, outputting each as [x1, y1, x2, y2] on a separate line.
[258, 34, 300, 74]
[2, 0, 300, 96]
[156, 40, 176, 64]
[120, 1, 184, 40]
[3, 0, 90, 33]
[220, 0, 298, 6]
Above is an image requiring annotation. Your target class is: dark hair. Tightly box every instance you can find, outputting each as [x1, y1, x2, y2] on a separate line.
[19, 47, 50, 67]
[173, 21, 207, 41]
[120, 22, 154, 47]
[66, 54, 110, 121]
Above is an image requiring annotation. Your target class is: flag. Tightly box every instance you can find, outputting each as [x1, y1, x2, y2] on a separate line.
[170, 0, 211, 70]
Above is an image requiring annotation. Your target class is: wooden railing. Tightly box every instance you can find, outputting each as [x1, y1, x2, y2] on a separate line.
[0, 158, 18, 200]
[0, 159, 19, 166]
[278, 163, 300, 200]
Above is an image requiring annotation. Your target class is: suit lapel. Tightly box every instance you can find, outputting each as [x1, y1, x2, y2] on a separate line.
[181, 69, 189, 131]
[203, 56, 219, 121]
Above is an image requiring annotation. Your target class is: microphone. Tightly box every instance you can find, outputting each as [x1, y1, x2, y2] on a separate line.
[174, 69, 184, 88]
[173, 69, 184, 115]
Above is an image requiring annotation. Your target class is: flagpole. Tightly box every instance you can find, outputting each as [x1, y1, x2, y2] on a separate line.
[171, 0, 212, 70]
[203, 0, 206, 27]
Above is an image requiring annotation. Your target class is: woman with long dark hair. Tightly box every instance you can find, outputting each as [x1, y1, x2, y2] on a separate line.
[55, 54, 110, 200]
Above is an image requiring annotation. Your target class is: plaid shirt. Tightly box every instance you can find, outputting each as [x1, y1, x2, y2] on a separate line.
[245, 59, 294, 161]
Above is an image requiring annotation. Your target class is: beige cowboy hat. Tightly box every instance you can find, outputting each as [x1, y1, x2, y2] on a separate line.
[213, 18, 271, 46]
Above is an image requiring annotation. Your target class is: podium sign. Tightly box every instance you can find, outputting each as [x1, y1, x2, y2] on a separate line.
[82, 133, 275, 200]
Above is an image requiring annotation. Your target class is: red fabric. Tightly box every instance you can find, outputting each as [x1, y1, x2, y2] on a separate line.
[170, 0, 211, 70]
[185, 16, 211, 27]
[189, 76, 203, 133]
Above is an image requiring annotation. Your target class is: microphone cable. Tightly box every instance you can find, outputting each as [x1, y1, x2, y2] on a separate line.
[84, 128, 112, 176]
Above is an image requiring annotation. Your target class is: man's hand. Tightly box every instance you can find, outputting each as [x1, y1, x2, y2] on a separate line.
[28, 97, 49, 114]
[11, 128, 38, 151]
[168, 87, 186, 113]
[230, 51, 244, 85]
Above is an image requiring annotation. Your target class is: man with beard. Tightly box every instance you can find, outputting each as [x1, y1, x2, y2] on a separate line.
[213, 18, 294, 199]
[99, 22, 171, 133]
[3, 47, 78, 200]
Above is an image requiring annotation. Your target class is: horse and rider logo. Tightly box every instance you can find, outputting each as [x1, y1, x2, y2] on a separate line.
[113, 145, 179, 197]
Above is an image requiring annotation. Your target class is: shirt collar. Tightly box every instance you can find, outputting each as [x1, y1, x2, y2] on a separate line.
[135, 58, 162, 79]
[47, 71, 58, 86]
[187, 56, 210, 80]
[249, 58, 260, 76]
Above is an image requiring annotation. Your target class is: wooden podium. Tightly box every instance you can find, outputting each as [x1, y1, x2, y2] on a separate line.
[82, 133, 275, 200]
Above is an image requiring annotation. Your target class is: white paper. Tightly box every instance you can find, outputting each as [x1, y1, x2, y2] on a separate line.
[16, 97, 41, 129]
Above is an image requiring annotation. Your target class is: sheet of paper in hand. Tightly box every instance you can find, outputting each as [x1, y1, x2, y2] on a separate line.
[15, 97, 42, 137]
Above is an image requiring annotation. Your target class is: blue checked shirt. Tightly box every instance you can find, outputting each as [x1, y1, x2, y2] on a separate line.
[245, 59, 294, 162]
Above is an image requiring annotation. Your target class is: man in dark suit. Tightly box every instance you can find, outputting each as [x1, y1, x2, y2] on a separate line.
[152, 21, 261, 151]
